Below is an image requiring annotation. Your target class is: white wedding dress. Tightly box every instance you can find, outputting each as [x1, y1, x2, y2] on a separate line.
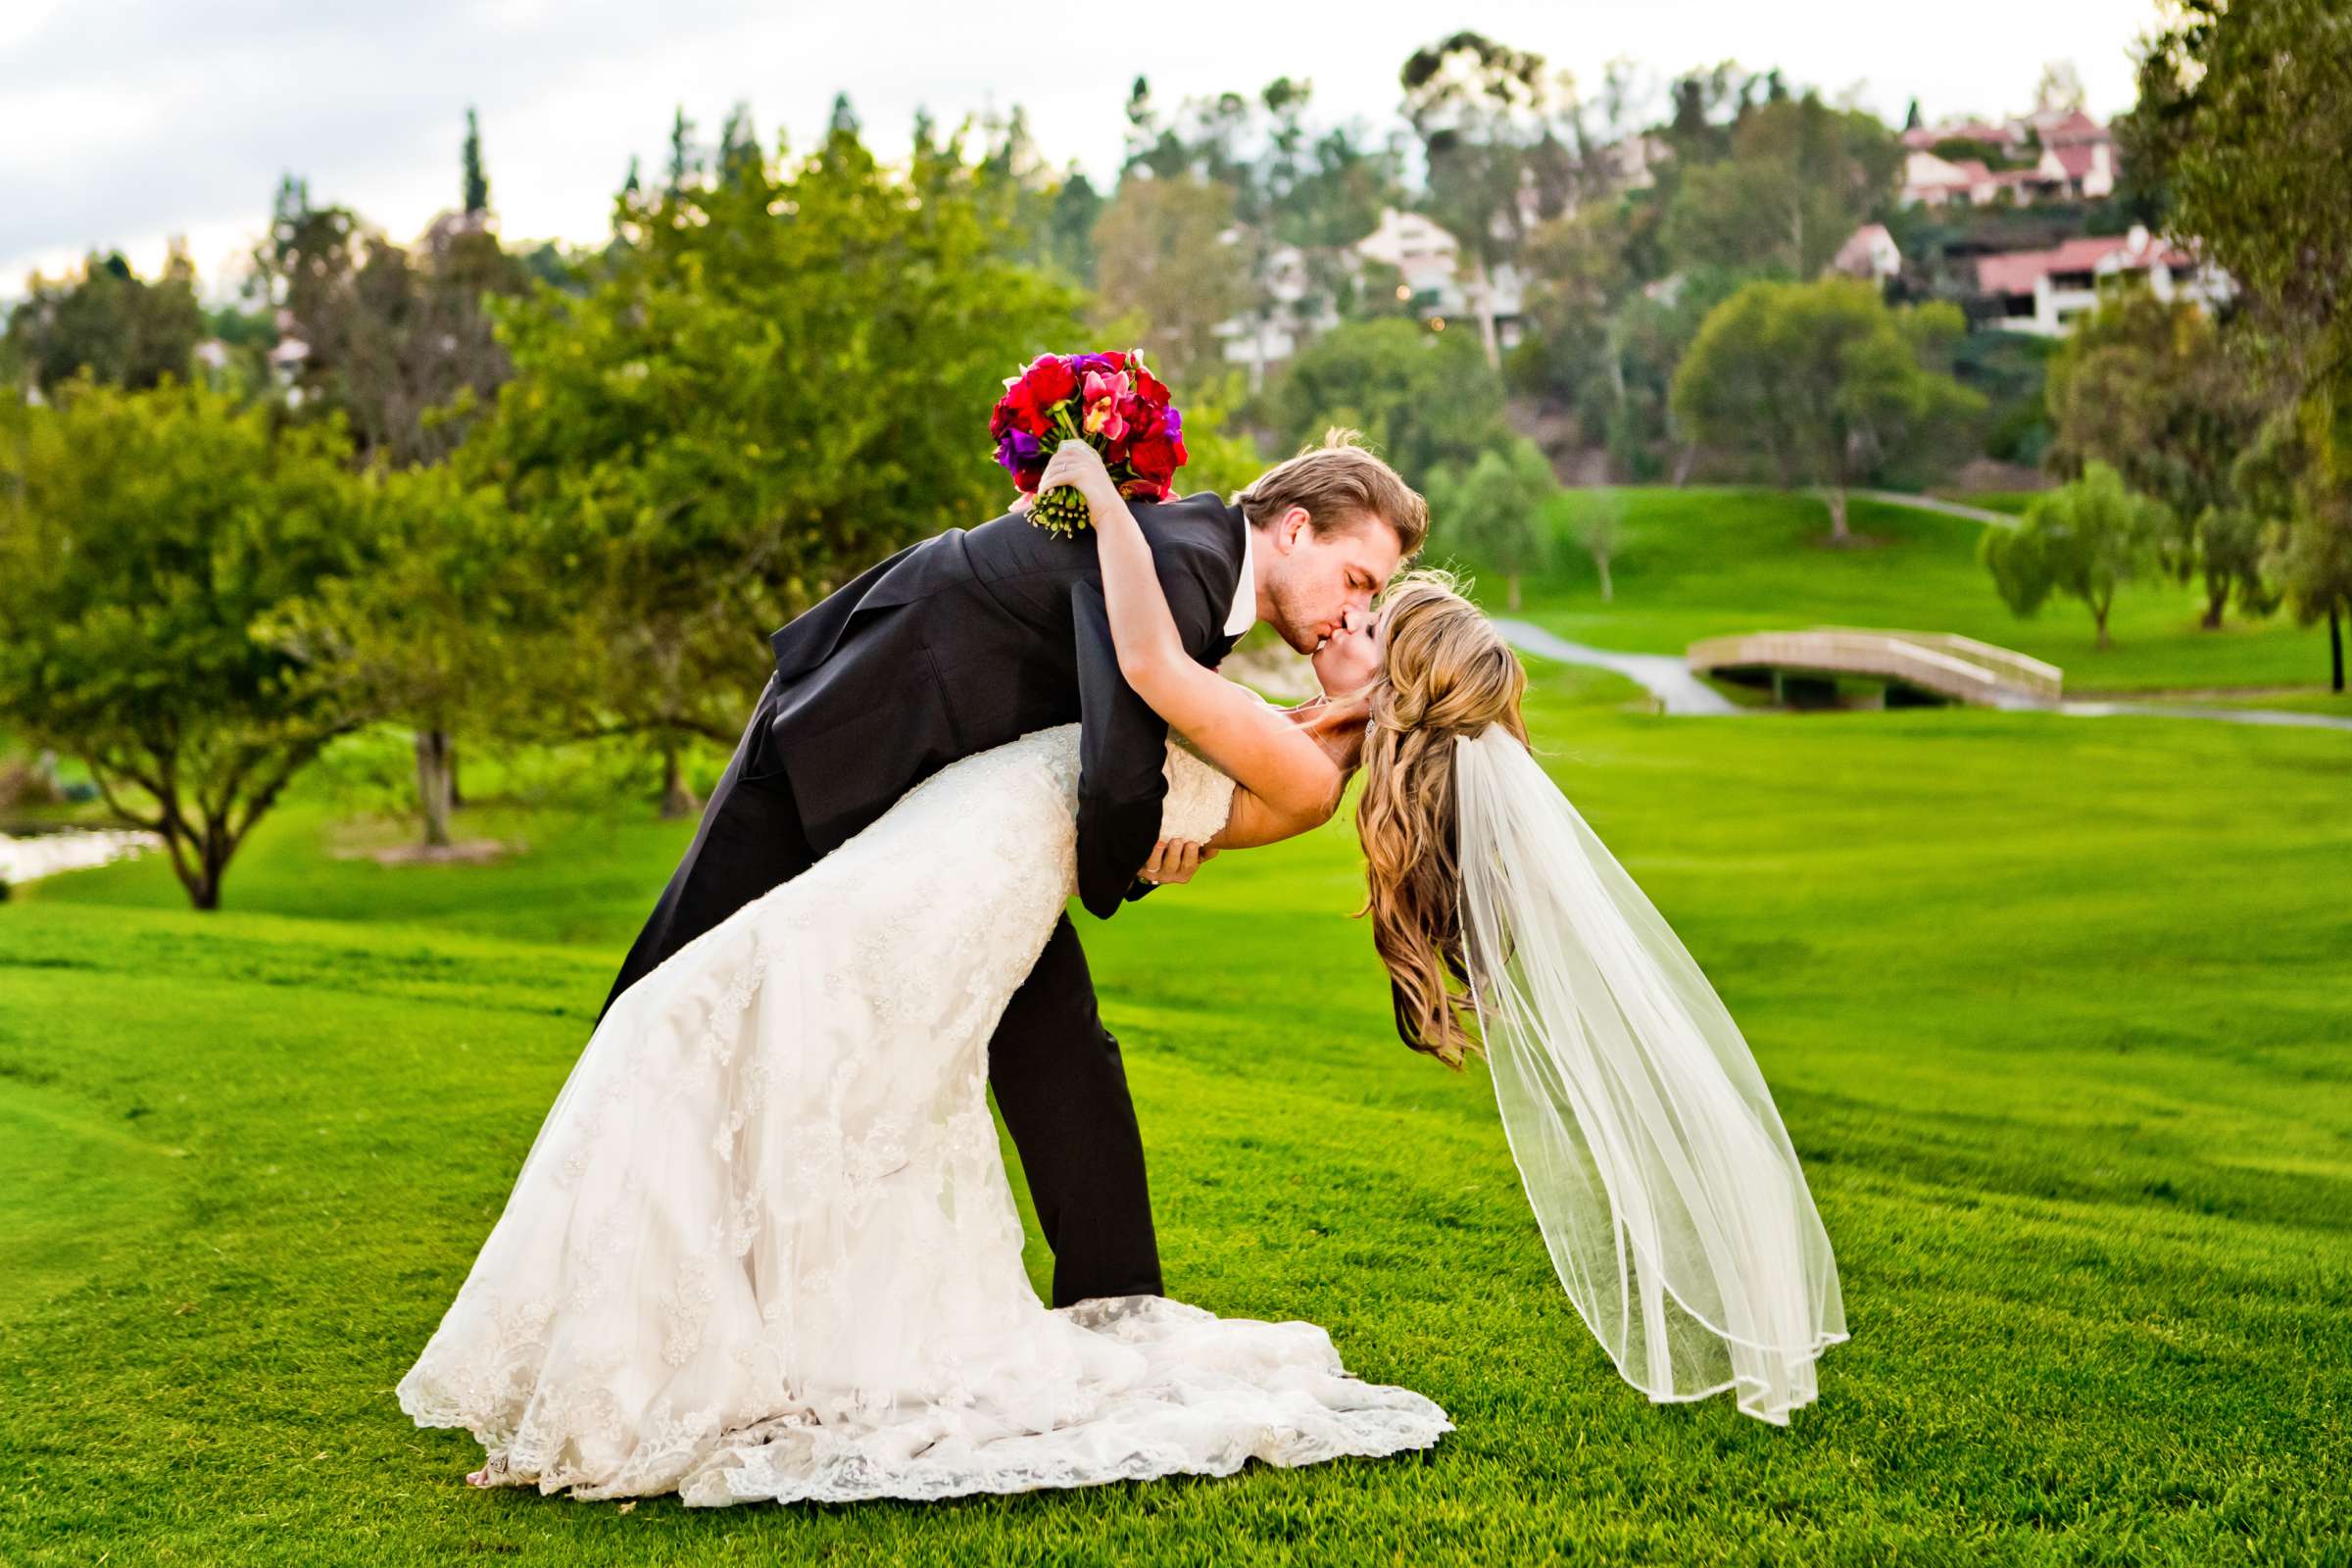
[397, 722, 1451, 1505]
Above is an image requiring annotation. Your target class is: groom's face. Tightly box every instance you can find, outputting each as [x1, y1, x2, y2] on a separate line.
[1260, 508, 1404, 657]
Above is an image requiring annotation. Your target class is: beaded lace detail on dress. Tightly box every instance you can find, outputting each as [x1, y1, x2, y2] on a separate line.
[395, 723, 1449, 1504]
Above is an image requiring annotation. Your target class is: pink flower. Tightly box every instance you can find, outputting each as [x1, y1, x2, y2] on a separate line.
[1081, 368, 1133, 438]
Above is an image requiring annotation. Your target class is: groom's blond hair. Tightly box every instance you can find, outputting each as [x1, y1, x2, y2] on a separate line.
[1236, 428, 1429, 559]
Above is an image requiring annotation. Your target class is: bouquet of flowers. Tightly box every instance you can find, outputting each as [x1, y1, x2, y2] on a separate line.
[990, 348, 1189, 536]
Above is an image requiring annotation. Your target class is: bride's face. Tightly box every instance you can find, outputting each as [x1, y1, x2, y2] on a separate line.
[1311, 604, 1384, 697]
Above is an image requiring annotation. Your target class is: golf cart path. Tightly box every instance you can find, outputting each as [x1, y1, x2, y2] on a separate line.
[1493, 620, 2352, 730]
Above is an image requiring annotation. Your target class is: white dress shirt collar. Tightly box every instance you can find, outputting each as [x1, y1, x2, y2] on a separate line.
[1223, 516, 1256, 638]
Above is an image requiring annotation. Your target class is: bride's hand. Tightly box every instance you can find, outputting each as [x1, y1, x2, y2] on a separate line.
[1140, 837, 1215, 886]
[1038, 439, 1116, 510]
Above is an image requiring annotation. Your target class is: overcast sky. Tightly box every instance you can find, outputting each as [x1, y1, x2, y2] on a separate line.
[2, 0, 2163, 301]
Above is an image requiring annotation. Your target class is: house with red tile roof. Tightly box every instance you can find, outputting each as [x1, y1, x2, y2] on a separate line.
[1898, 110, 2119, 206]
[1902, 151, 2000, 207]
[1974, 224, 2231, 335]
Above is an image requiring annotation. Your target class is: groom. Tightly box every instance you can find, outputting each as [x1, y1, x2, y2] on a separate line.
[602, 429, 1428, 1308]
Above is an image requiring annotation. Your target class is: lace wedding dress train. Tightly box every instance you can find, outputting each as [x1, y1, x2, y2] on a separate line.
[396, 723, 1451, 1505]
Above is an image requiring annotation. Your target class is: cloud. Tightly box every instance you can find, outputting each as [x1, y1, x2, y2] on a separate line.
[3, 0, 2157, 300]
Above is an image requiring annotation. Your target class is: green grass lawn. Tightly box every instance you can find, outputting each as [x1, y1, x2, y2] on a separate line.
[5, 665, 2347, 1564]
[1495, 487, 2340, 698]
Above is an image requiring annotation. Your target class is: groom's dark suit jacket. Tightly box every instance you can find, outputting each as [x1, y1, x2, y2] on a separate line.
[750, 489, 1249, 916]
[601, 489, 1250, 1308]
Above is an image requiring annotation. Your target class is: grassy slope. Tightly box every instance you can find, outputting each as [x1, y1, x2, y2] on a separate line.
[1493, 487, 2338, 697]
[5, 667, 2348, 1564]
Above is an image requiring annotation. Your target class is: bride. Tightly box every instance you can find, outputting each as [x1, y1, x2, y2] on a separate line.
[397, 441, 1845, 1505]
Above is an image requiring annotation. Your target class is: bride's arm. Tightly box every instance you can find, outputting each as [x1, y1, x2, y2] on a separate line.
[1034, 441, 1347, 839]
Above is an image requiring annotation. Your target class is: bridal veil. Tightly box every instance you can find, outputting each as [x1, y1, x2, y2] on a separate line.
[1451, 725, 1847, 1425]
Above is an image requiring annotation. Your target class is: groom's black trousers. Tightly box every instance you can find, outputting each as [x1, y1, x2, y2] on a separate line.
[599, 677, 1163, 1310]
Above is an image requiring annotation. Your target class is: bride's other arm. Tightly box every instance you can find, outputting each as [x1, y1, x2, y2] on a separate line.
[1035, 441, 1345, 849]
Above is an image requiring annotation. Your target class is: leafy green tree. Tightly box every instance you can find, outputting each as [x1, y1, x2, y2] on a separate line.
[1269, 317, 1508, 487]
[1399, 30, 1590, 369]
[1670, 277, 1983, 540]
[1509, 202, 1743, 478]
[254, 173, 533, 831]
[1429, 439, 1555, 610]
[2043, 283, 2273, 626]
[1980, 461, 2168, 650]
[2236, 406, 2352, 691]
[1088, 174, 1251, 389]
[2130, 0, 2352, 686]
[464, 120, 1086, 815]
[3, 246, 206, 394]
[956, 103, 1104, 291]
[462, 107, 490, 216]
[1570, 488, 1627, 602]
[1660, 92, 1901, 279]
[664, 107, 699, 196]
[260, 465, 549, 848]
[716, 102, 762, 189]
[0, 382, 385, 907]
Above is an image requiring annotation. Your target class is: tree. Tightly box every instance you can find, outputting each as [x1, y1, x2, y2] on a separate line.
[1399, 31, 1590, 370]
[2043, 283, 2274, 626]
[1269, 317, 1509, 486]
[0, 382, 386, 907]
[2034, 61, 2087, 117]
[1088, 174, 1251, 389]
[1429, 439, 1555, 610]
[260, 465, 549, 848]
[2129, 0, 2352, 687]
[1670, 277, 1983, 540]
[664, 106, 699, 196]
[1980, 462, 2167, 649]
[1571, 488, 1626, 602]
[2237, 406, 2352, 692]
[2, 246, 206, 394]
[463, 119, 1087, 816]
[1660, 92, 1901, 279]
[254, 178, 535, 835]
[717, 102, 762, 189]
[827, 92, 860, 140]
[258, 182, 527, 468]
[462, 106, 490, 216]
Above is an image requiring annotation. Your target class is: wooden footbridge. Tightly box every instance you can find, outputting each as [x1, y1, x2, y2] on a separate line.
[1685, 627, 2063, 710]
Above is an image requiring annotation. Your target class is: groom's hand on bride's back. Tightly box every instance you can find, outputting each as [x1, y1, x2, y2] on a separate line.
[1138, 838, 1215, 888]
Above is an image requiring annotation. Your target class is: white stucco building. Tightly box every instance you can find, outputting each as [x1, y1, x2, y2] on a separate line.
[1976, 224, 2231, 335]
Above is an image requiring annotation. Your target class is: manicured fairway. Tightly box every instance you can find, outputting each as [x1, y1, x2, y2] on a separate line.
[1514, 487, 2340, 697]
[5, 664, 2346, 1564]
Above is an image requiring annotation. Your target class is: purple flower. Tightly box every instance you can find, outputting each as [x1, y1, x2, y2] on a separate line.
[997, 427, 1046, 471]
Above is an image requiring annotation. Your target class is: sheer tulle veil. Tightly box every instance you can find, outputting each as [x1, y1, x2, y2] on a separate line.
[1450, 724, 1848, 1424]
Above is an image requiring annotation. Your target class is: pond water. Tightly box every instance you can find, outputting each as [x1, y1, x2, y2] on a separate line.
[0, 826, 164, 884]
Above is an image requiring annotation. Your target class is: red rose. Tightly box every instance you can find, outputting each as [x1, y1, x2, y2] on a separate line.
[1132, 363, 1171, 405]
[1022, 354, 1078, 409]
[1128, 432, 1178, 481]
[1004, 379, 1055, 437]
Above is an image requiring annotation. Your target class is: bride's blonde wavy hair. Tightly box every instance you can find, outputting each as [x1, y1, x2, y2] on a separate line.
[1352, 569, 1528, 1069]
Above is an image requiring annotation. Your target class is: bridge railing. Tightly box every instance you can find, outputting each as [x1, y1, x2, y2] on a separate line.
[1685, 627, 2063, 707]
[1803, 627, 2064, 701]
